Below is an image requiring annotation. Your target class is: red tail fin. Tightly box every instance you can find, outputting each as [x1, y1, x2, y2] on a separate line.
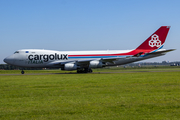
[136, 26, 170, 50]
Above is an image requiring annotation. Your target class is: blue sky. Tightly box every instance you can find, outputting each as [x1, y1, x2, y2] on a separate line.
[0, 0, 179, 64]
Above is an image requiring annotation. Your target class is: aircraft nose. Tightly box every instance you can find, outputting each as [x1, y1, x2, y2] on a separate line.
[4, 55, 14, 65]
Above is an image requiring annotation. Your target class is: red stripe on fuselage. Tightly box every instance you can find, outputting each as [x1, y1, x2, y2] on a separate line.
[68, 49, 152, 57]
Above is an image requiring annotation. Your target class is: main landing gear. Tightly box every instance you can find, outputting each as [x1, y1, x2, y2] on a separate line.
[77, 68, 93, 73]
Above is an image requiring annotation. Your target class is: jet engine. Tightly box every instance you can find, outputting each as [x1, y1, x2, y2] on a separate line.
[89, 61, 105, 68]
[63, 63, 78, 70]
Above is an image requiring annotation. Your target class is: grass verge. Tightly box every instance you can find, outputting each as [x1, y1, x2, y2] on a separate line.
[0, 68, 180, 119]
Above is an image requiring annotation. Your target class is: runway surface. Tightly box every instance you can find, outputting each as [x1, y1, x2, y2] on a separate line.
[1, 69, 180, 76]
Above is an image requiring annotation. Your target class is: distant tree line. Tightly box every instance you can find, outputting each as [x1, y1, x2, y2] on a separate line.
[127, 61, 180, 67]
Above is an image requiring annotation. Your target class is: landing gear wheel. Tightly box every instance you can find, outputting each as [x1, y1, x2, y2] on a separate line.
[88, 68, 92, 73]
[77, 68, 93, 73]
[77, 69, 83, 73]
[84, 68, 89, 73]
[21, 70, 24, 74]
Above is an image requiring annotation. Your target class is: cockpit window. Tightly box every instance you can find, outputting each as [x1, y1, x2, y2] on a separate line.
[14, 51, 19, 54]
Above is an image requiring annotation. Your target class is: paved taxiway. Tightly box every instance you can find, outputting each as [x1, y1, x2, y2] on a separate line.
[0, 70, 180, 76]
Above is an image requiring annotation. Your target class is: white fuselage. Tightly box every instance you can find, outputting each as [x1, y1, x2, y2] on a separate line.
[4, 49, 164, 69]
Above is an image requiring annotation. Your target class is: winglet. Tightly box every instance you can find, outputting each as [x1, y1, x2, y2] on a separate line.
[136, 26, 170, 50]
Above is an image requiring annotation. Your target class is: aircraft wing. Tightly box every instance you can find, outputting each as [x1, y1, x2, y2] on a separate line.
[144, 49, 175, 56]
[77, 56, 132, 66]
[47, 57, 126, 67]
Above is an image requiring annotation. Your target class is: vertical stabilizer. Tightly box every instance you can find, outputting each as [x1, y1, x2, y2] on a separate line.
[136, 26, 170, 50]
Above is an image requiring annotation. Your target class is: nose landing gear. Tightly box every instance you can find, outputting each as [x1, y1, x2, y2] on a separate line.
[21, 70, 25, 74]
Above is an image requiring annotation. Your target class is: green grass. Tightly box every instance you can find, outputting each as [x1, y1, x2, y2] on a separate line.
[0, 68, 180, 119]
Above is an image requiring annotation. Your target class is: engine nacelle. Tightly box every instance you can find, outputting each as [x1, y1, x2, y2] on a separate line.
[63, 63, 77, 71]
[89, 61, 105, 68]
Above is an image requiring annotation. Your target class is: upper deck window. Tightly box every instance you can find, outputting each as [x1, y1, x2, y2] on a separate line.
[14, 51, 19, 54]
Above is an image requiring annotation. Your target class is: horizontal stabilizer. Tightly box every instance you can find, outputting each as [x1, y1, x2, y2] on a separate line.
[145, 49, 175, 56]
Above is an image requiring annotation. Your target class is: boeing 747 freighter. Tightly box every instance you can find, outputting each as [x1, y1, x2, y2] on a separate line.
[4, 26, 175, 74]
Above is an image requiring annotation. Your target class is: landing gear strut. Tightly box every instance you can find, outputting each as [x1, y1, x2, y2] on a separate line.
[21, 70, 25, 74]
[77, 68, 93, 73]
